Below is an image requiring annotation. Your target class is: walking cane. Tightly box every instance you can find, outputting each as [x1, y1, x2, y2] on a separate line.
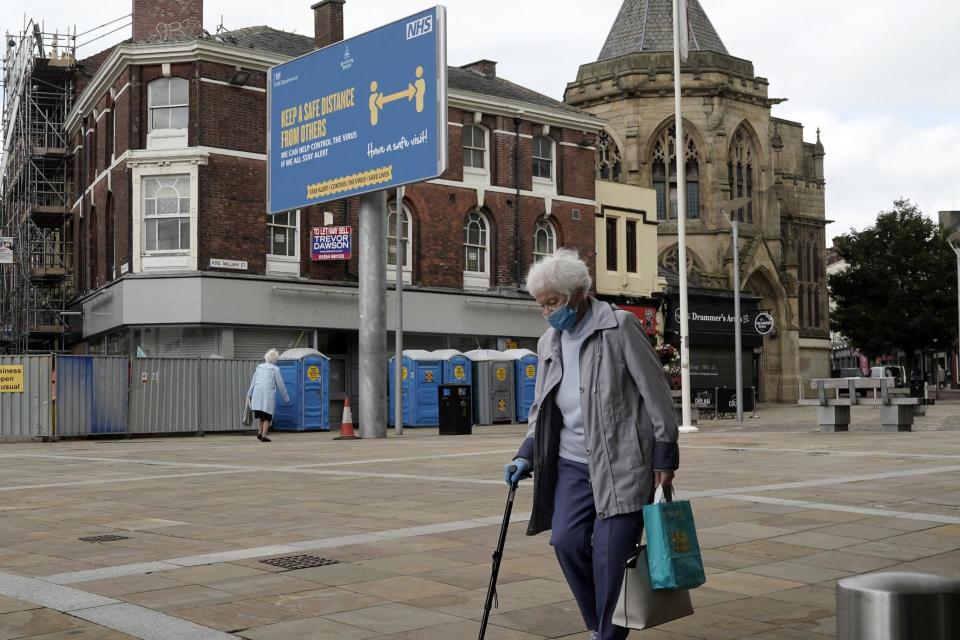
[478, 465, 523, 639]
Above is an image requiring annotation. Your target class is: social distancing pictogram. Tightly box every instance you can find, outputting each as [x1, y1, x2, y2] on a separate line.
[369, 66, 427, 126]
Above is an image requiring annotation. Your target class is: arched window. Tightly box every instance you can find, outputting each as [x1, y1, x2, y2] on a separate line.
[387, 200, 412, 284]
[728, 127, 755, 222]
[147, 77, 189, 149]
[651, 123, 700, 220]
[463, 125, 488, 172]
[532, 219, 556, 263]
[143, 175, 190, 252]
[463, 211, 490, 289]
[597, 130, 622, 182]
[532, 136, 554, 181]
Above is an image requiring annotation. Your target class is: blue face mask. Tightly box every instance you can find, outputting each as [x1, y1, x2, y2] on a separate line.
[546, 298, 579, 331]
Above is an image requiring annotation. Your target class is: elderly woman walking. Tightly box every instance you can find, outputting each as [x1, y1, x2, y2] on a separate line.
[504, 249, 679, 640]
[247, 349, 290, 443]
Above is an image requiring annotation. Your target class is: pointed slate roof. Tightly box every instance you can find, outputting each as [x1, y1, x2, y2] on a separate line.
[598, 0, 728, 61]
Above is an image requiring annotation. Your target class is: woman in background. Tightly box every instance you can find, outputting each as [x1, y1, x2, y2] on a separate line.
[247, 349, 289, 442]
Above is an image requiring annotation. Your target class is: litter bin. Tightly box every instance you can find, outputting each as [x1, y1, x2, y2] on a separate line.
[837, 571, 960, 639]
[438, 384, 472, 435]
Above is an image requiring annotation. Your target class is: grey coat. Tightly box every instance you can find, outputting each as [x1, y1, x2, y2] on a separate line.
[516, 297, 679, 536]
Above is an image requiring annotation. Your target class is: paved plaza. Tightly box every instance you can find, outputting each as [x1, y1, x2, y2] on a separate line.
[0, 403, 958, 639]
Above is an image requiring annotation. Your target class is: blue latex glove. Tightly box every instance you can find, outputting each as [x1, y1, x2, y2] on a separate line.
[503, 458, 531, 485]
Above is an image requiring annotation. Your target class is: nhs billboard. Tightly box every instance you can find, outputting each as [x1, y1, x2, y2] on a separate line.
[267, 6, 448, 213]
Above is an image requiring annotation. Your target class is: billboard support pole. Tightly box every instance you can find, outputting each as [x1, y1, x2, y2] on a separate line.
[394, 186, 404, 436]
[360, 190, 388, 438]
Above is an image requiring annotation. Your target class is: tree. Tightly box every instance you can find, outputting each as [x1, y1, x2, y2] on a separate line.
[829, 199, 957, 375]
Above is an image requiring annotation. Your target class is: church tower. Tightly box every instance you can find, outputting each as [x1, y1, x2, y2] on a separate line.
[567, 0, 829, 402]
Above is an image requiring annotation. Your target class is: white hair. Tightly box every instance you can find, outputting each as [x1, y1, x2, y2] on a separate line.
[526, 248, 592, 298]
[264, 349, 280, 364]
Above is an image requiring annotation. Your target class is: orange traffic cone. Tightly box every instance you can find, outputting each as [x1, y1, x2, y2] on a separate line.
[333, 397, 359, 440]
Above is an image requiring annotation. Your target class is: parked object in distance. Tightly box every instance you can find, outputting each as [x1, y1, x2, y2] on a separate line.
[870, 365, 906, 388]
[831, 368, 867, 397]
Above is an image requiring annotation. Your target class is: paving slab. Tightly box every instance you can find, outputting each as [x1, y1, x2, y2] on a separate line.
[0, 403, 958, 639]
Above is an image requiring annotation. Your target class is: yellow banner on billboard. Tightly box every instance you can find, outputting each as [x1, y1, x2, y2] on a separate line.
[0, 365, 24, 392]
[307, 166, 393, 200]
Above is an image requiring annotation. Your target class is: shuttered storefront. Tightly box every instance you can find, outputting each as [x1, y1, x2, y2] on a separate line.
[233, 328, 312, 360]
[139, 327, 220, 357]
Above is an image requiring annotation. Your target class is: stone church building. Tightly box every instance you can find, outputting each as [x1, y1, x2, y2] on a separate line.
[566, 0, 829, 402]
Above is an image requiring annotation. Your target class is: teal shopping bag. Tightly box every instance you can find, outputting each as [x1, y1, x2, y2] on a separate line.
[642, 486, 706, 590]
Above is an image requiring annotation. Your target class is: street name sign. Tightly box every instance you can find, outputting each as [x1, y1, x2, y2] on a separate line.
[267, 6, 447, 212]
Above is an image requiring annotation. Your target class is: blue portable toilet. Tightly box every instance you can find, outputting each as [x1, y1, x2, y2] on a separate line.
[388, 350, 443, 426]
[503, 349, 538, 422]
[430, 349, 472, 385]
[273, 348, 330, 431]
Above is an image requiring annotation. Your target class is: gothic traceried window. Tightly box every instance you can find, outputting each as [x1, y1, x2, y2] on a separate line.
[651, 123, 700, 220]
[728, 127, 755, 223]
[597, 130, 622, 182]
[658, 244, 703, 285]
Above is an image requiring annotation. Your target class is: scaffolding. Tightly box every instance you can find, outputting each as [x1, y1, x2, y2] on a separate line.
[1, 21, 76, 353]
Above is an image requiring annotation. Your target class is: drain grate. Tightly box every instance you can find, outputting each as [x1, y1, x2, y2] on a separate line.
[79, 535, 129, 543]
[260, 555, 340, 570]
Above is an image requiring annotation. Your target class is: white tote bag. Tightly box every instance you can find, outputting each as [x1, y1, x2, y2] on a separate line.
[612, 545, 694, 630]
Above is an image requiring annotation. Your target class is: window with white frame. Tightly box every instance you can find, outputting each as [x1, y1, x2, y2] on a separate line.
[266, 210, 299, 275]
[532, 219, 556, 263]
[147, 77, 188, 149]
[532, 136, 554, 181]
[142, 175, 190, 253]
[463, 125, 487, 171]
[268, 212, 297, 257]
[387, 200, 413, 284]
[463, 211, 490, 289]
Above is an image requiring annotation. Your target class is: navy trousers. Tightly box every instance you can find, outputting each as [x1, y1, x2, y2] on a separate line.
[551, 458, 644, 640]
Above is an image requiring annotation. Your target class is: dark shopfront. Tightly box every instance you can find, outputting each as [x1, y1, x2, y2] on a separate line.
[664, 288, 767, 399]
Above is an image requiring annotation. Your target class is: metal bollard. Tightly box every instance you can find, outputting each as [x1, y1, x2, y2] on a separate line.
[837, 572, 960, 640]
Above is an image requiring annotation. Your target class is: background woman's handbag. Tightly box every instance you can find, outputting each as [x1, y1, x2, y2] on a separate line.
[613, 545, 693, 629]
[241, 399, 254, 427]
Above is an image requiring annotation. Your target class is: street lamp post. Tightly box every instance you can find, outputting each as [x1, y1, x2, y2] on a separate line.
[720, 196, 752, 422]
[948, 231, 960, 390]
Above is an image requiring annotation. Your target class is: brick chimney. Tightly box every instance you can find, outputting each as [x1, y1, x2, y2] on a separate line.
[461, 60, 497, 78]
[132, 0, 204, 43]
[312, 0, 345, 49]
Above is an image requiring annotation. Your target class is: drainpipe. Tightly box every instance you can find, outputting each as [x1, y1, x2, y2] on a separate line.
[514, 116, 522, 288]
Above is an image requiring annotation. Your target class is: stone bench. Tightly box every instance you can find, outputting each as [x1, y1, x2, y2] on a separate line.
[798, 377, 933, 432]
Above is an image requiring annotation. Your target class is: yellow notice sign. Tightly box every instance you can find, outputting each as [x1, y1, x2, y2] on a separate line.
[307, 165, 393, 200]
[0, 365, 24, 392]
[453, 364, 465, 380]
[525, 364, 536, 379]
[495, 367, 507, 382]
[306, 365, 320, 382]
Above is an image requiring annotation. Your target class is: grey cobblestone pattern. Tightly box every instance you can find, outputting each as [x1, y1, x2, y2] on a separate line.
[598, 0, 729, 61]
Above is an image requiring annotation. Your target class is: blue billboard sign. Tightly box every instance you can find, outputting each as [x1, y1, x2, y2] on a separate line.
[267, 6, 447, 213]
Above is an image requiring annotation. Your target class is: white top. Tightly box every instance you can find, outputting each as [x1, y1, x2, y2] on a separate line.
[430, 349, 465, 359]
[464, 349, 515, 362]
[502, 348, 536, 360]
[557, 304, 593, 464]
[278, 348, 326, 361]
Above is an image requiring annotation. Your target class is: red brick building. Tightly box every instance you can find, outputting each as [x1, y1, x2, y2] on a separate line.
[66, 0, 602, 411]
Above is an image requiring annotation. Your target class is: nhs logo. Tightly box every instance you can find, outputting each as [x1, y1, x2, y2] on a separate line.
[406, 15, 433, 40]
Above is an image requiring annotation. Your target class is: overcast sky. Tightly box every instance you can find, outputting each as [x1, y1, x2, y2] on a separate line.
[7, 0, 958, 237]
